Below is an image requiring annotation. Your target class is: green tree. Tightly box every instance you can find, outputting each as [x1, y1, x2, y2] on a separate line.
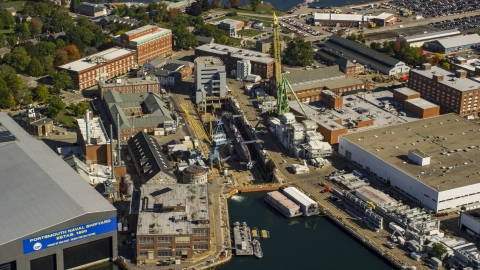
[0, 10, 15, 28]
[346, 33, 357, 41]
[189, 2, 203, 16]
[5, 74, 24, 95]
[73, 101, 89, 116]
[251, 0, 261, 10]
[442, 61, 450, 70]
[34, 85, 49, 101]
[7, 93, 15, 108]
[173, 25, 199, 49]
[50, 70, 73, 93]
[47, 96, 65, 119]
[432, 243, 447, 259]
[36, 41, 57, 57]
[14, 23, 31, 42]
[283, 36, 314, 67]
[55, 39, 65, 50]
[337, 30, 346, 37]
[5, 47, 31, 71]
[0, 78, 11, 108]
[0, 64, 16, 79]
[26, 58, 44, 77]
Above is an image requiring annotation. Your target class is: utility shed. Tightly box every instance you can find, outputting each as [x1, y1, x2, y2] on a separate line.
[0, 113, 117, 270]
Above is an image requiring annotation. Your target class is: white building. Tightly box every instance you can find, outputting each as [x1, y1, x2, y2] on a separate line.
[338, 114, 480, 213]
[194, 56, 227, 104]
[236, 60, 251, 80]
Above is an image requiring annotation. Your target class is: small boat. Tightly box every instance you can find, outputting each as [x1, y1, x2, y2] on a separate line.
[261, 230, 270, 239]
[233, 221, 240, 226]
[385, 241, 395, 249]
[251, 227, 259, 239]
[252, 239, 263, 259]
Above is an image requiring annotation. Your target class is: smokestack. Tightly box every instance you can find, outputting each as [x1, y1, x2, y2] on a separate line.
[110, 124, 115, 180]
[85, 110, 90, 144]
[117, 113, 121, 165]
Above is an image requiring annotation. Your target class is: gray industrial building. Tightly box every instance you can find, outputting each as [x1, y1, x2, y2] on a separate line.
[0, 113, 117, 270]
[194, 56, 227, 104]
[426, 34, 480, 53]
[397, 29, 461, 47]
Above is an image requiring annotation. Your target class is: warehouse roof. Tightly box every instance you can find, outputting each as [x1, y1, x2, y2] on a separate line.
[341, 114, 480, 191]
[314, 13, 370, 22]
[103, 90, 173, 131]
[325, 35, 403, 70]
[394, 87, 420, 96]
[284, 66, 345, 85]
[58, 47, 135, 72]
[136, 184, 210, 235]
[195, 44, 274, 64]
[99, 76, 159, 88]
[0, 113, 115, 245]
[435, 34, 480, 49]
[411, 65, 480, 92]
[127, 132, 175, 183]
[405, 98, 439, 109]
[400, 29, 461, 43]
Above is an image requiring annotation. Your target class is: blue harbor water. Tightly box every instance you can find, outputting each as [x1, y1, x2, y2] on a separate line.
[221, 193, 392, 270]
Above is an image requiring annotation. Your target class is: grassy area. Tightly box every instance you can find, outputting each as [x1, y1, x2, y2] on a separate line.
[0, 28, 14, 35]
[215, 3, 282, 15]
[237, 29, 263, 37]
[1, 1, 27, 12]
[56, 111, 77, 128]
[245, 40, 256, 48]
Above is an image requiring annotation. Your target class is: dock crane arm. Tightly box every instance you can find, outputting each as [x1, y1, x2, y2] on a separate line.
[285, 75, 309, 120]
[180, 104, 211, 144]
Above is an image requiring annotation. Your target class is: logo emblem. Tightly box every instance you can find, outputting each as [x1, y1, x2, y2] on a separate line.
[33, 242, 42, 251]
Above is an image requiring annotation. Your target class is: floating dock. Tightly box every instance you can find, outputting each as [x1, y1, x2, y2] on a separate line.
[261, 230, 270, 239]
[240, 186, 280, 193]
[251, 227, 259, 239]
[282, 187, 320, 216]
[232, 221, 253, 256]
[265, 191, 302, 218]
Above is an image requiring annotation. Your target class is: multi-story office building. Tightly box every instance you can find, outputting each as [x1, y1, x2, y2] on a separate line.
[194, 57, 227, 103]
[98, 75, 161, 99]
[132, 184, 210, 262]
[195, 44, 274, 79]
[113, 25, 172, 66]
[408, 63, 480, 116]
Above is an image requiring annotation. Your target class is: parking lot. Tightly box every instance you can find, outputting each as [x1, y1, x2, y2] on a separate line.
[430, 14, 480, 32]
[391, 0, 480, 18]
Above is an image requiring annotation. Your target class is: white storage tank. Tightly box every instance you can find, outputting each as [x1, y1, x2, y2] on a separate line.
[182, 165, 209, 184]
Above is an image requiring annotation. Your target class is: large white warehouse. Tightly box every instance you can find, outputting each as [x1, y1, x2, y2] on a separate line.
[338, 114, 480, 213]
[282, 187, 318, 216]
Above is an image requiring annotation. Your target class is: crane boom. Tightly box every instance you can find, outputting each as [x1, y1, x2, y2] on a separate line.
[180, 104, 211, 144]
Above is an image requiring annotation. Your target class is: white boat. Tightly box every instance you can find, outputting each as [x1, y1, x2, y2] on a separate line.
[252, 239, 263, 259]
[385, 241, 395, 249]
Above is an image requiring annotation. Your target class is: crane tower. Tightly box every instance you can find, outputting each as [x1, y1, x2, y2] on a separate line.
[272, 13, 309, 119]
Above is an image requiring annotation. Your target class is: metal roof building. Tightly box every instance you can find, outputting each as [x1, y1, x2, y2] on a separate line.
[0, 113, 117, 270]
[427, 34, 480, 53]
[324, 35, 410, 75]
[397, 29, 461, 47]
[282, 187, 318, 215]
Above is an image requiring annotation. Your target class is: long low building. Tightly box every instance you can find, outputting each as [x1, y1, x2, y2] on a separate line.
[313, 12, 395, 27]
[58, 47, 136, 90]
[426, 34, 480, 53]
[338, 113, 480, 213]
[324, 35, 410, 75]
[397, 29, 461, 48]
[282, 187, 318, 216]
[0, 113, 117, 270]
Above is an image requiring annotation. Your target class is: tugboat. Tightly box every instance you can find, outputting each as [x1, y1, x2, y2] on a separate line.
[252, 239, 263, 259]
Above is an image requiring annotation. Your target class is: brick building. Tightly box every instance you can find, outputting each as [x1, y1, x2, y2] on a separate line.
[210, 19, 244, 37]
[58, 47, 136, 90]
[13, 104, 53, 136]
[392, 87, 440, 119]
[113, 25, 172, 66]
[195, 43, 274, 79]
[76, 110, 112, 165]
[98, 75, 161, 99]
[133, 184, 210, 263]
[261, 66, 370, 102]
[408, 63, 480, 116]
